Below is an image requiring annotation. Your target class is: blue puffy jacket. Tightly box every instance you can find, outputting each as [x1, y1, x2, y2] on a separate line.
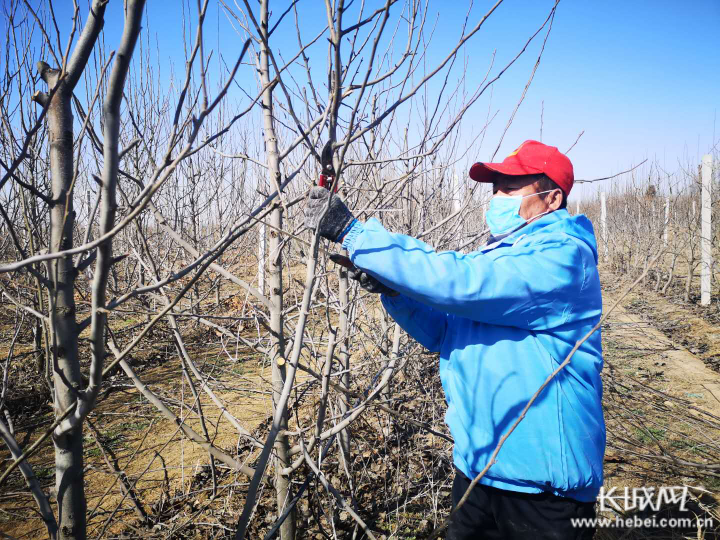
[341, 209, 605, 502]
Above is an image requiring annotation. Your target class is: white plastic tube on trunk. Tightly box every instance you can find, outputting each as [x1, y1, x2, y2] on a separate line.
[701, 155, 712, 306]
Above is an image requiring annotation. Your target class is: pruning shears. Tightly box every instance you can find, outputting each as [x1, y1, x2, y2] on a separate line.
[329, 252, 355, 270]
[317, 140, 338, 192]
[316, 140, 355, 271]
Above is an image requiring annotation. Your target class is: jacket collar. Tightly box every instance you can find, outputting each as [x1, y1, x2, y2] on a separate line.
[482, 209, 571, 251]
[502, 209, 569, 242]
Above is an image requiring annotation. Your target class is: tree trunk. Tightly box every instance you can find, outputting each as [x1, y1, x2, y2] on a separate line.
[39, 62, 87, 540]
[337, 265, 351, 468]
[32, 3, 109, 537]
[662, 253, 677, 295]
[268, 207, 294, 539]
[326, 0, 352, 483]
[685, 256, 694, 303]
[258, 1, 295, 536]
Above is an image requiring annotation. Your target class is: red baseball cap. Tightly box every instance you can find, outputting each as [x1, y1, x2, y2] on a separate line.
[469, 140, 574, 196]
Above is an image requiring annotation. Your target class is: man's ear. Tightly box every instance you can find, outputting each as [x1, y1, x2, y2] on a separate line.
[548, 188, 563, 211]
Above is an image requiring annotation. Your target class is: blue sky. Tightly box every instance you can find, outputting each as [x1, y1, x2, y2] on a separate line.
[48, 0, 719, 200]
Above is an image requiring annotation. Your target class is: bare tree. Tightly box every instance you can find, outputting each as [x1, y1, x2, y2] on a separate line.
[0, 1, 574, 538]
[32, 3, 111, 537]
[0, 0, 254, 536]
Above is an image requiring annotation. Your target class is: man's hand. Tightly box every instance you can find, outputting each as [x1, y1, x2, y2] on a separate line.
[349, 267, 398, 296]
[304, 186, 355, 242]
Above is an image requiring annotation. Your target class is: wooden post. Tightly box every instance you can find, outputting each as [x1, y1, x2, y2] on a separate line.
[575, 200, 580, 215]
[701, 155, 713, 306]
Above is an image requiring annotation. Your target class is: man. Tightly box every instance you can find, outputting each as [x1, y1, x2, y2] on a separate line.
[305, 140, 604, 539]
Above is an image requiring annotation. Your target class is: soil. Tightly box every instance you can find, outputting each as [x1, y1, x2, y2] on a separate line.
[603, 282, 720, 419]
[0, 352, 276, 539]
[598, 271, 720, 539]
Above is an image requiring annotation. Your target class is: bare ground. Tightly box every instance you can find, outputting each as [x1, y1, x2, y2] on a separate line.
[598, 270, 720, 539]
[0, 350, 276, 539]
[1, 269, 720, 539]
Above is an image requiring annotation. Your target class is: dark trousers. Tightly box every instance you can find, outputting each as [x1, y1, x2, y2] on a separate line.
[447, 470, 596, 540]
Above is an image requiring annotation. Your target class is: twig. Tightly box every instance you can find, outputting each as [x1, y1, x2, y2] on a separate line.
[565, 130, 584, 154]
[575, 159, 648, 184]
[86, 419, 147, 522]
[300, 437, 377, 540]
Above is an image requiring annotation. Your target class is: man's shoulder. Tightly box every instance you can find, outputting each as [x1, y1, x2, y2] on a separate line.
[509, 228, 583, 251]
[515, 213, 598, 258]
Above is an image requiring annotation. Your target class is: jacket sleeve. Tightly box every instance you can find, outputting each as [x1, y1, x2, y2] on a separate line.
[380, 293, 448, 353]
[342, 218, 596, 330]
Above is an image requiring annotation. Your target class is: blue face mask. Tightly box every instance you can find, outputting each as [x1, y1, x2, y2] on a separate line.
[485, 190, 553, 237]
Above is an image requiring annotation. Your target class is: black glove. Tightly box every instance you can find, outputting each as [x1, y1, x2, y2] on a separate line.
[304, 186, 355, 242]
[348, 267, 398, 296]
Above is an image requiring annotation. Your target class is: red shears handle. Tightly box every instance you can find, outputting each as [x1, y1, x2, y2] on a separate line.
[318, 141, 338, 192]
